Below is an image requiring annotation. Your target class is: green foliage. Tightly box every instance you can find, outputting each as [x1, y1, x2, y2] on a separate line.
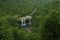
[0, 0, 60, 40]
[0, 25, 13, 40]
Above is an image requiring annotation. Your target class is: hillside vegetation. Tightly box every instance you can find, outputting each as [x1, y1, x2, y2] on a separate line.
[0, 0, 60, 40]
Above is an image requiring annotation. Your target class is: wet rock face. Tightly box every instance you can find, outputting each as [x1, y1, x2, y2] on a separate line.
[18, 16, 32, 28]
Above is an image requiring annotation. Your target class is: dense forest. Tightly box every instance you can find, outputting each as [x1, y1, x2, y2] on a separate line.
[0, 0, 60, 40]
